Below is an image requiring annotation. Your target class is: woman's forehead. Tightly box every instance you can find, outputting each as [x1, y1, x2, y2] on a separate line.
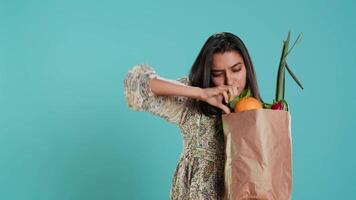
[212, 51, 244, 69]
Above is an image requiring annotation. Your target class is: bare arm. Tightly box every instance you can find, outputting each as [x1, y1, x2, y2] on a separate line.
[149, 76, 203, 100]
[149, 76, 234, 114]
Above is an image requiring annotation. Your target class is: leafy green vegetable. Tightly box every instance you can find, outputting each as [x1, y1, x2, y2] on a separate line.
[275, 31, 304, 102]
[228, 96, 240, 110]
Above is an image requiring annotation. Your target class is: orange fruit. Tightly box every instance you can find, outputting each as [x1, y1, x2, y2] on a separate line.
[234, 97, 263, 112]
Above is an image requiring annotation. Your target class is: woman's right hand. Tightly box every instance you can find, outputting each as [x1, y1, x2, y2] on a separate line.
[198, 85, 238, 114]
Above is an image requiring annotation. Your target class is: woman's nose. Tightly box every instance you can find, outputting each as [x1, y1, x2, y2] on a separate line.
[225, 71, 234, 86]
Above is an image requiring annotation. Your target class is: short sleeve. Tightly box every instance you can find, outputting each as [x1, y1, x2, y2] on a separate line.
[123, 64, 190, 124]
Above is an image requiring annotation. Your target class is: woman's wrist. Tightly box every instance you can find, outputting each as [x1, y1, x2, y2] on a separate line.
[190, 86, 203, 101]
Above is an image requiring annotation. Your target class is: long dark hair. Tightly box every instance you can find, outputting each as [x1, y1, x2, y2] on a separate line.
[188, 32, 263, 117]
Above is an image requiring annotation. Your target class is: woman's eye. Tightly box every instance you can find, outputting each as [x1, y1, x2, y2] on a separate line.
[212, 73, 222, 77]
[232, 69, 241, 72]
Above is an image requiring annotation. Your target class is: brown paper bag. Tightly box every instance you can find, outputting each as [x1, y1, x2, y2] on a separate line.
[222, 109, 292, 200]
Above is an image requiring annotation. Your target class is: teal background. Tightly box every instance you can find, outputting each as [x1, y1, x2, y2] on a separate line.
[1, 0, 355, 199]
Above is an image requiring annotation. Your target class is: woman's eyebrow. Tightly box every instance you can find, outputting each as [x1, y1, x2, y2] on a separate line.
[230, 62, 242, 68]
[212, 62, 242, 72]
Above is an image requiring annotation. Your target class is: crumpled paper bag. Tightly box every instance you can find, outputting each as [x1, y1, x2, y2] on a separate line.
[222, 109, 292, 200]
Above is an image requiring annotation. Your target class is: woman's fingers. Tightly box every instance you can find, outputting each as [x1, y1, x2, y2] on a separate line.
[210, 85, 240, 104]
[222, 90, 229, 104]
[218, 86, 229, 94]
[218, 102, 231, 114]
[205, 92, 231, 114]
[228, 87, 234, 101]
[227, 85, 240, 102]
[234, 85, 240, 96]
[233, 86, 239, 97]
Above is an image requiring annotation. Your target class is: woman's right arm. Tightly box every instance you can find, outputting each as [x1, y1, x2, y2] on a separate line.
[124, 64, 233, 123]
[150, 75, 233, 114]
[149, 76, 202, 100]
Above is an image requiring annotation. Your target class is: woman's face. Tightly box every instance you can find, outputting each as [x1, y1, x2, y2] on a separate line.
[211, 50, 247, 95]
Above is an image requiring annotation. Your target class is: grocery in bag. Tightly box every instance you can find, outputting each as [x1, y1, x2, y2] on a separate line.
[221, 31, 304, 200]
[222, 110, 292, 200]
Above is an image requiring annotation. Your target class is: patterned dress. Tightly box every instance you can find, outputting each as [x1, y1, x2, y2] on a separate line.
[123, 64, 225, 200]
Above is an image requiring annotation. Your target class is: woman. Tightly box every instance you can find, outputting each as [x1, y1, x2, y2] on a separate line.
[123, 32, 262, 199]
